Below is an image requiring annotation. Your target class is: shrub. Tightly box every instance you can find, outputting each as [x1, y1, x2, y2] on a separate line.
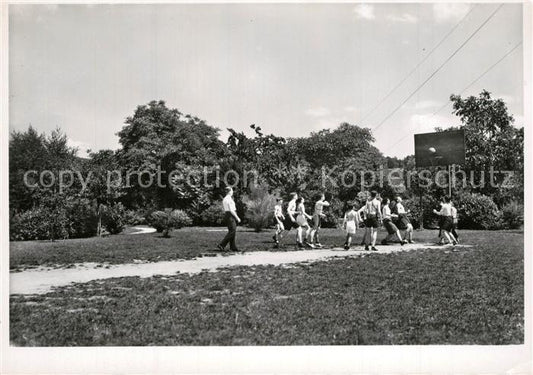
[455, 193, 501, 230]
[147, 209, 192, 237]
[10, 207, 69, 241]
[66, 198, 98, 238]
[199, 204, 226, 226]
[242, 183, 277, 232]
[101, 203, 127, 234]
[123, 209, 146, 226]
[501, 201, 523, 230]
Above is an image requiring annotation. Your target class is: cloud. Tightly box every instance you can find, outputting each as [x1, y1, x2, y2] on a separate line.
[313, 116, 350, 131]
[386, 13, 418, 23]
[496, 94, 515, 104]
[305, 106, 331, 117]
[433, 4, 471, 23]
[344, 106, 357, 113]
[67, 138, 92, 158]
[353, 4, 375, 20]
[408, 113, 459, 134]
[512, 115, 524, 128]
[413, 100, 443, 110]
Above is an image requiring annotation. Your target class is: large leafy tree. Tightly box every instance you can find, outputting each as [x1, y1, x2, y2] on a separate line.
[289, 123, 383, 170]
[9, 126, 78, 211]
[449, 90, 523, 204]
[287, 123, 384, 204]
[116, 100, 226, 209]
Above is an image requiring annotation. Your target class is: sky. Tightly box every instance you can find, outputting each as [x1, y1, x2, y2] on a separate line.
[9, 3, 524, 158]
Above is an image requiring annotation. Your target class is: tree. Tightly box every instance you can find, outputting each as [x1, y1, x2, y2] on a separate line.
[83, 149, 124, 236]
[116, 100, 226, 210]
[9, 126, 78, 212]
[449, 90, 523, 204]
[9, 126, 48, 211]
[289, 123, 383, 169]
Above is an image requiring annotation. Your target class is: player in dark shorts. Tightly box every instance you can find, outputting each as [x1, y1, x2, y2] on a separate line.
[310, 193, 330, 248]
[282, 193, 300, 246]
[395, 197, 414, 243]
[363, 191, 381, 251]
[381, 198, 406, 245]
[433, 196, 457, 246]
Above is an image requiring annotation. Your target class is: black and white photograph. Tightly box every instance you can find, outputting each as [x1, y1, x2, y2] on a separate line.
[1, 1, 531, 373]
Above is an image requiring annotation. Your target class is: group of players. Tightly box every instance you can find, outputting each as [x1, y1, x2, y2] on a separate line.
[217, 187, 459, 253]
[272, 191, 459, 251]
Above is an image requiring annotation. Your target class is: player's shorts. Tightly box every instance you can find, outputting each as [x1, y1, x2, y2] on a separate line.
[296, 214, 308, 227]
[283, 216, 299, 230]
[345, 221, 356, 234]
[441, 216, 453, 232]
[397, 214, 410, 230]
[365, 215, 379, 228]
[312, 214, 321, 230]
[383, 219, 398, 235]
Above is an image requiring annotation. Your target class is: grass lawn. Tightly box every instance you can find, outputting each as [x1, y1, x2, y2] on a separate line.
[11, 226, 440, 270]
[9, 229, 523, 345]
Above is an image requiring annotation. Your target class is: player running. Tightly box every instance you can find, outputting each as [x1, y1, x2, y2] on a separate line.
[283, 192, 300, 246]
[395, 197, 414, 243]
[381, 198, 406, 245]
[273, 198, 286, 248]
[295, 196, 314, 248]
[433, 196, 458, 246]
[364, 191, 382, 251]
[310, 193, 330, 248]
[450, 200, 459, 244]
[342, 202, 360, 250]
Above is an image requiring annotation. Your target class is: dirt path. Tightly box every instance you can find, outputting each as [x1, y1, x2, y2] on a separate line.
[128, 226, 156, 235]
[10, 243, 467, 295]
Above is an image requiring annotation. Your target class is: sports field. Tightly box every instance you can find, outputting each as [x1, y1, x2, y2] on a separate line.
[10, 228, 523, 346]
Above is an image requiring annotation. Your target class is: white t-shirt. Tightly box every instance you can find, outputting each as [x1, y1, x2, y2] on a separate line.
[274, 204, 283, 218]
[287, 199, 297, 216]
[382, 205, 392, 220]
[437, 203, 453, 216]
[396, 202, 406, 214]
[222, 195, 236, 212]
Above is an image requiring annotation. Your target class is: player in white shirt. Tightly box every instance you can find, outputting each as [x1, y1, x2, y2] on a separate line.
[381, 198, 406, 245]
[395, 197, 414, 243]
[343, 202, 360, 250]
[217, 187, 241, 252]
[433, 196, 457, 246]
[450, 201, 459, 243]
[283, 192, 299, 246]
[273, 198, 285, 248]
[295, 196, 314, 248]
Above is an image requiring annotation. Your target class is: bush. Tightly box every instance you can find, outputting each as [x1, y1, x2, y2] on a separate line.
[66, 198, 98, 238]
[10, 207, 69, 241]
[455, 193, 501, 230]
[123, 209, 146, 226]
[101, 203, 127, 234]
[147, 209, 192, 237]
[242, 183, 277, 232]
[501, 201, 523, 230]
[199, 204, 226, 226]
